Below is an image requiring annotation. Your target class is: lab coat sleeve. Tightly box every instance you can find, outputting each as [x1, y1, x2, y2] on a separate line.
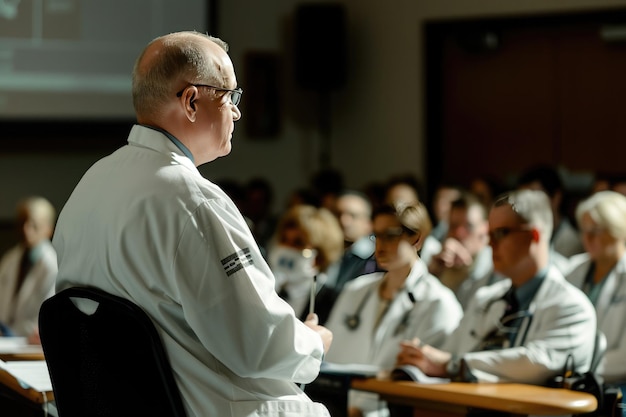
[463, 289, 596, 384]
[409, 284, 463, 348]
[173, 198, 324, 383]
[602, 339, 626, 383]
[598, 296, 626, 383]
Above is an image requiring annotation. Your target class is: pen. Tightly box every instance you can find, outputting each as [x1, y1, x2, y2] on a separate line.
[309, 275, 317, 316]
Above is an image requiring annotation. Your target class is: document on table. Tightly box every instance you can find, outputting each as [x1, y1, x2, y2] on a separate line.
[0, 359, 52, 392]
[0, 337, 43, 355]
[389, 364, 450, 384]
[320, 361, 384, 378]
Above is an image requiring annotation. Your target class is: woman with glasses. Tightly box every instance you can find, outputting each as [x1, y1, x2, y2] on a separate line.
[567, 190, 626, 413]
[324, 202, 462, 417]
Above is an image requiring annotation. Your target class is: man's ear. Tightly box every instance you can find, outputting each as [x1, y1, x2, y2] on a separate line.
[186, 91, 197, 111]
[182, 89, 198, 121]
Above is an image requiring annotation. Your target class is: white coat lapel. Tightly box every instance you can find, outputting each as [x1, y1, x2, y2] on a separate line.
[371, 262, 424, 355]
[595, 256, 626, 324]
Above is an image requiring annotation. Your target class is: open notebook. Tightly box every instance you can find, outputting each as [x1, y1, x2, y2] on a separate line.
[389, 364, 450, 384]
[0, 359, 53, 403]
[318, 362, 450, 384]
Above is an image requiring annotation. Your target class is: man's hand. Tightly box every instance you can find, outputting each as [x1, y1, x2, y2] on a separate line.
[304, 313, 333, 354]
[396, 338, 452, 377]
[431, 237, 473, 271]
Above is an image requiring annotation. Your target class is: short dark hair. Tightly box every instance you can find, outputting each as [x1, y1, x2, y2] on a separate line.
[517, 165, 562, 197]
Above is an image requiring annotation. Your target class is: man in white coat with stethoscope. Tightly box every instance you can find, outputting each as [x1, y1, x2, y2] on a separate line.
[397, 189, 596, 415]
[53, 32, 332, 417]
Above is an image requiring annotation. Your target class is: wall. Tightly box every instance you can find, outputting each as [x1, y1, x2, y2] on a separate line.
[1, 0, 625, 225]
[215, 0, 626, 207]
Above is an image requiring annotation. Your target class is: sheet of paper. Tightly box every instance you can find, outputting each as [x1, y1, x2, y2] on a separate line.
[320, 361, 383, 378]
[389, 364, 451, 384]
[0, 337, 42, 354]
[0, 359, 52, 392]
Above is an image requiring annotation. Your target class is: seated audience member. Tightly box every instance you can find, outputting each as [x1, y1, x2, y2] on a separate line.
[383, 175, 440, 265]
[429, 183, 463, 242]
[566, 190, 626, 403]
[428, 192, 501, 310]
[242, 177, 278, 256]
[214, 177, 254, 229]
[325, 202, 462, 417]
[0, 196, 57, 341]
[608, 174, 626, 197]
[469, 175, 503, 209]
[310, 168, 345, 211]
[313, 190, 380, 324]
[362, 181, 387, 213]
[397, 190, 596, 387]
[285, 187, 318, 209]
[517, 164, 584, 260]
[267, 204, 344, 318]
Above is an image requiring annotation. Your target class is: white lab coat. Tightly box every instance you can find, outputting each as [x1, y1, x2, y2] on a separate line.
[0, 241, 57, 336]
[326, 259, 462, 367]
[53, 125, 329, 417]
[444, 266, 596, 384]
[567, 253, 626, 384]
[325, 260, 463, 416]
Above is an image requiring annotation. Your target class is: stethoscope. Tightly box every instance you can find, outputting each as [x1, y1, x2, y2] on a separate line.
[474, 291, 534, 349]
[344, 284, 417, 335]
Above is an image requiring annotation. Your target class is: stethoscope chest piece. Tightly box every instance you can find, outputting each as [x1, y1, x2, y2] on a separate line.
[345, 314, 361, 330]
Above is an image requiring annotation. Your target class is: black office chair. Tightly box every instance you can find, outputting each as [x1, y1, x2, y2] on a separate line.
[38, 286, 187, 417]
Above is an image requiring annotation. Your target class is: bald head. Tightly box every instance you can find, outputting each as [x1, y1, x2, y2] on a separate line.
[132, 31, 229, 123]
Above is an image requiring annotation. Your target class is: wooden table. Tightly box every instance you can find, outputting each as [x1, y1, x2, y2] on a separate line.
[352, 378, 598, 416]
[0, 338, 52, 406]
[0, 338, 45, 362]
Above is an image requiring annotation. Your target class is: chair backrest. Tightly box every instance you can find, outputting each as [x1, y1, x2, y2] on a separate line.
[39, 286, 187, 417]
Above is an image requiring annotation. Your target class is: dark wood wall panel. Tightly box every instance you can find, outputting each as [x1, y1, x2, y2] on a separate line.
[426, 10, 626, 194]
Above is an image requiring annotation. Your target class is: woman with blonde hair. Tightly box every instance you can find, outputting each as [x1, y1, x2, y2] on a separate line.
[325, 202, 462, 417]
[567, 190, 626, 406]
[267, 204, 344, 318]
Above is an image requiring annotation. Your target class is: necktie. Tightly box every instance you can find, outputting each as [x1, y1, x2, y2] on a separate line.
[502, 285, 519, 318]
[480, 285, 519, 350]
[501, 286, 522, 347]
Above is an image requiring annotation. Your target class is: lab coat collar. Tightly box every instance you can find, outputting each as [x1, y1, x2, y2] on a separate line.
[127, 125, 198, 173]
[138, 124, 195, 164]
[515, 267, 547, 311]
[594, 253, 626, 322]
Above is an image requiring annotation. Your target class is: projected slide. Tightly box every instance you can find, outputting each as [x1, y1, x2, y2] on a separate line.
[0, 0, 208, 119]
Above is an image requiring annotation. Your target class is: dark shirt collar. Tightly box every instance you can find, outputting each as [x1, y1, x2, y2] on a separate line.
[140, 125, 195, 164]
[514, 266, 548, 310]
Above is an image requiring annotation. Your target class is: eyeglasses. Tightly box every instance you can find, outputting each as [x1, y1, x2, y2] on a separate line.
[373, 227, 404, 243]
[175, 84, 243, 106]
[488, 226, 531, 243]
